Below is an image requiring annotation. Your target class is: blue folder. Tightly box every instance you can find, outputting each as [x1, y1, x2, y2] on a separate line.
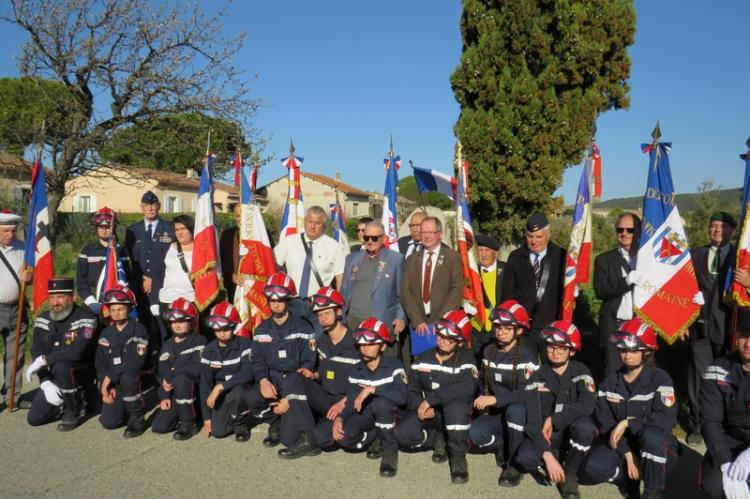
[410, 324, 436, 356]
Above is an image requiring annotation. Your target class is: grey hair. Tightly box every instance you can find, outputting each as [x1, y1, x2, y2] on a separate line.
[364, 221, 386, 234]
[305, 206, 328, 227]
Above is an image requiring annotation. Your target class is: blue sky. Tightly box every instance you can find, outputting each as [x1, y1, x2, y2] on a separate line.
[1, 1, 749, 203]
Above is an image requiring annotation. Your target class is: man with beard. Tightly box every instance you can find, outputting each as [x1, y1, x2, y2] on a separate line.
[95, 286, 150, 438]
[25, 277, 98, 430]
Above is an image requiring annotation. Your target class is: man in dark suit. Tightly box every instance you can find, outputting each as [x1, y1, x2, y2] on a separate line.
[397, 211, 426, 257]
[500, 212, 566, 356]
[219, 203, 241, 301]
[593, 212, 641, 377]
[471, 233, 505, 357]
[349, 217, 373, 253]
[125, 191, 175, 349]
[400, 216, 463, 346]
[685, 211, 736, 445]
[341, 221, 406, 357]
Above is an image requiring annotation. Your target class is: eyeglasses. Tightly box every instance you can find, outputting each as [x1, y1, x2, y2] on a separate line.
[363, 235, 382, 242]
[545, 344, 570, 353]
[616, 227, 635, 234]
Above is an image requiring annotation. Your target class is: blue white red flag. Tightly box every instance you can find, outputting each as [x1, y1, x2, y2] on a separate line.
[381, 142, 400, 250]
[454, 151, 486, 325]
[98, 237, 136, 320]
[412, 165, 457, 200]
[634, 135, 699, 343]
[192, 153, 221, 311]
[24, 160, 53, 316]
[726, 144, 750, 307]
[330, 202, 350, 256]
[234, 158, 276, 337]
[279, 147, 305, 239]
[562, 164, 593, 321]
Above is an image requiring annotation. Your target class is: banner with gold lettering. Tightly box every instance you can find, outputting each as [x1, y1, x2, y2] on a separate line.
[633, 124, 700, 344]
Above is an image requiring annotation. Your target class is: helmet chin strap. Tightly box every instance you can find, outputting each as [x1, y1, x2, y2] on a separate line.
[548, 358, 568, 368]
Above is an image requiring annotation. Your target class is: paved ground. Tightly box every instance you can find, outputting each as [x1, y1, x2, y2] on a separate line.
[1, 385, 708, 499]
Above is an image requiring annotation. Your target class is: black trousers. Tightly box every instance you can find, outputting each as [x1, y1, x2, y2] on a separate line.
[315, 396, 399, 452]
[99, 370, 144, 429]
[152, 374, 199, 433]
[394, 400, 473, 456]
[208, 384, 248, 438]
[516, 416, 597, 474]
[27, 362, 87, 426]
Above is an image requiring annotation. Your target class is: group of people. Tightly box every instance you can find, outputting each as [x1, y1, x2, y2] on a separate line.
[0, 190, 749, 499]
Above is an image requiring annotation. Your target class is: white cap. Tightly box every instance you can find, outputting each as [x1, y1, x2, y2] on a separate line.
[0, 211, 22, 227]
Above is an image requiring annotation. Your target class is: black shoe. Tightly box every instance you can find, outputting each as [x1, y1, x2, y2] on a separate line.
[432, 432, 448, 463]
[641, 490, 662, 499]
[173, 421, 198, 441]
[498, 464, 522, 487]
[685, 432, 703, 446]
[617, 478, 641, 499]
[123, 414, 148, 438]
[234, 424, 251, 443]
[449, 454, 469, 484]
[379, 449, 398, 478]
[262, 419, 281, 447]
[278, 431, 322, 460]
[56, 410, 82, 432]
[560, 471, 580, 499]
[367, 437, 383, 459]
[495, 446, 506, 468]
[16, 399, 32, 410]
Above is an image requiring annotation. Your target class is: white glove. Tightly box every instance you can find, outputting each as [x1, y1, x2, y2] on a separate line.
[150, 304, 160, 316]
[730, 447, 750, 481]
[573, 285, 580, 298]
[692, 291, 705, 306]
[723, 463, 750, 499]
[626, 270, 644, 286]
[25, 355, 47, 383]
[40, 380, 64, 406]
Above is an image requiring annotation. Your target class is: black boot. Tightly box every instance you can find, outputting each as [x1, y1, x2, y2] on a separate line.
[617, 478, 641, 499]
[263, 419, 281, 447]
[432, 432, 448, 463]
[379, 448, 398, 478]
[498, 463, 522, 487]
[123, 413, 148, 438]
[495, 445, 506, 468]
[641, 490, 662, 499]
[278, 431, 322, 459]
[173, 421, 198, 441]
[56, 410, 82, 432]
[560, 471, 581, 499]
[367, 437, 383, 459]
[449, 454, 469, 484]
[234, 423, 251, 442]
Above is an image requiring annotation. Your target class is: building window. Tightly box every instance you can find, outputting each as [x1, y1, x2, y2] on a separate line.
[166, 195, 179, 213]
[352, 203, 359, 216]
[76, 195, 92, 213]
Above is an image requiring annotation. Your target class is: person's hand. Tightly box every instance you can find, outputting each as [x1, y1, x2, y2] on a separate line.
[473, 395, 496, 411]
[203, 420, 212, 438]
[392, 319, 406, 334]
[160, 399, 172, 411]
[723, 463, 750, 499]
[326, 397, 346, 420]
[415, 323, 428, 335]
[100, 376, 115, 404]
[417, 400, 434, 421]
[20, 269, 32, 283]
[610, 419, 628, 449]
[543, 451, 565, 484]
[626, 270, 644, 286]
[40, 380, 63, 406]
[332, 417, 345, 441]
[162, 379, 173, 392]
[542, 416, 554, 445]
[297, 367, 315, 379]
[25, 355, 47, 382]
[150, 304, 160, 316]
[271, 397, 290, 415]
[353, 386, 375, 413]
[232, 273, 242, 286]
[735, 268, 750, 289]
[693, 291, 705, 306]
[259, 378, 278, 400]
[143, 276, 152, 295]
[729, 447, 750, 481]
[206, 384, 224, 409]
[625, 452, 640, 481]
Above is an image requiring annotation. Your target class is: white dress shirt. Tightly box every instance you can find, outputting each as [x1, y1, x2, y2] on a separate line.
[274, 233, 345, 297]
[0, 240, 24, 303]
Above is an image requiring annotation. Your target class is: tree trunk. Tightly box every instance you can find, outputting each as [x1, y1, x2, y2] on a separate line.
[47, 187, 63, 249]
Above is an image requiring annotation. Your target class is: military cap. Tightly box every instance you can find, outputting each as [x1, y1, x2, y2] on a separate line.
[710, 211, 737, 229]
[0, 210, 22, 227]
[476, 233, 500, 251]
[48, 277, 75, 294]
[526, 211, 549, 233]
[141, 191, 159, 204]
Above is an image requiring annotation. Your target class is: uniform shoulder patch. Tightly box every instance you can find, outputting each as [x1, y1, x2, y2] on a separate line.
[309, 338, 317, 352]
[471, 366, 479, 379]
[657, 386, 675, 407]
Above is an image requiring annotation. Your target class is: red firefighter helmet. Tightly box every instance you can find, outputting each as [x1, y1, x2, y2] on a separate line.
[435, 309, 472, 342]
[541, 320, 582, 351]
[263, 272, 297, 299]
[354, 317, 392, 345]
[490, 300, 531, 330]
[102, 285, 136, 308]
[91, 207, 118, 227]
[612, 318, 658, 351]
[311, 287, 346, 312]
[206, 301, 241, 331]
[163, 297, 198, 322]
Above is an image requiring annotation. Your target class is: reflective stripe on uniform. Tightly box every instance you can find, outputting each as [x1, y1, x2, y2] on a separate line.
[349, 368, 405, 387]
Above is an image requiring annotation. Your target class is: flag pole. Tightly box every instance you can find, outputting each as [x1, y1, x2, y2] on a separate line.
[408, 160, 428, 213]
[9, 120, 45, 411]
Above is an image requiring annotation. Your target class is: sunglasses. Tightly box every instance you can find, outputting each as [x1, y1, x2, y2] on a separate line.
[363, 235, 382, 242]
[616, 227, 635, 234]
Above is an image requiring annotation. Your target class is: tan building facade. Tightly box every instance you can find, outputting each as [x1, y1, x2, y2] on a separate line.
[0, 152, 32, 201]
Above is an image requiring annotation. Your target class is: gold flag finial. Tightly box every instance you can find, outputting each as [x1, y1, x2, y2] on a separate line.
[651, 120, 661, 142]
[289, 138, 295, 155]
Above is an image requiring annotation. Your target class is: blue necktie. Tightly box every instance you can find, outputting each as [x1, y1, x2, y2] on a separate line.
[299, 241, 312, 297]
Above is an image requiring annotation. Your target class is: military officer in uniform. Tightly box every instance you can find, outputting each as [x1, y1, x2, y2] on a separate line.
[471, 233, 505, 358]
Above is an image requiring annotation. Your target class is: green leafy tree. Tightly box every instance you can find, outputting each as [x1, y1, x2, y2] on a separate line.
[451, 0, 635, 243]
[397, 175, 454, 210]
[685, 180, 718, 248]
[1, 0, 258, 241]
[100, 113, 250, 174]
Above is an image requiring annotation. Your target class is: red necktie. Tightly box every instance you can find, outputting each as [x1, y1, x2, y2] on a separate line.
[422, 251, 434, 303]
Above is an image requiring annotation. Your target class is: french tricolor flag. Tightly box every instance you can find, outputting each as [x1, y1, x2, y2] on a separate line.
[24, 160, 54, 316]
[726, 144, 750, 308]
[192, 154, 220, 311]
[561, 165, 593, 321]
[412, 165, 456, 201]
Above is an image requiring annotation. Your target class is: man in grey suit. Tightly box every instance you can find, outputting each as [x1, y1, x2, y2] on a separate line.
[341, 221, 406, 357]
